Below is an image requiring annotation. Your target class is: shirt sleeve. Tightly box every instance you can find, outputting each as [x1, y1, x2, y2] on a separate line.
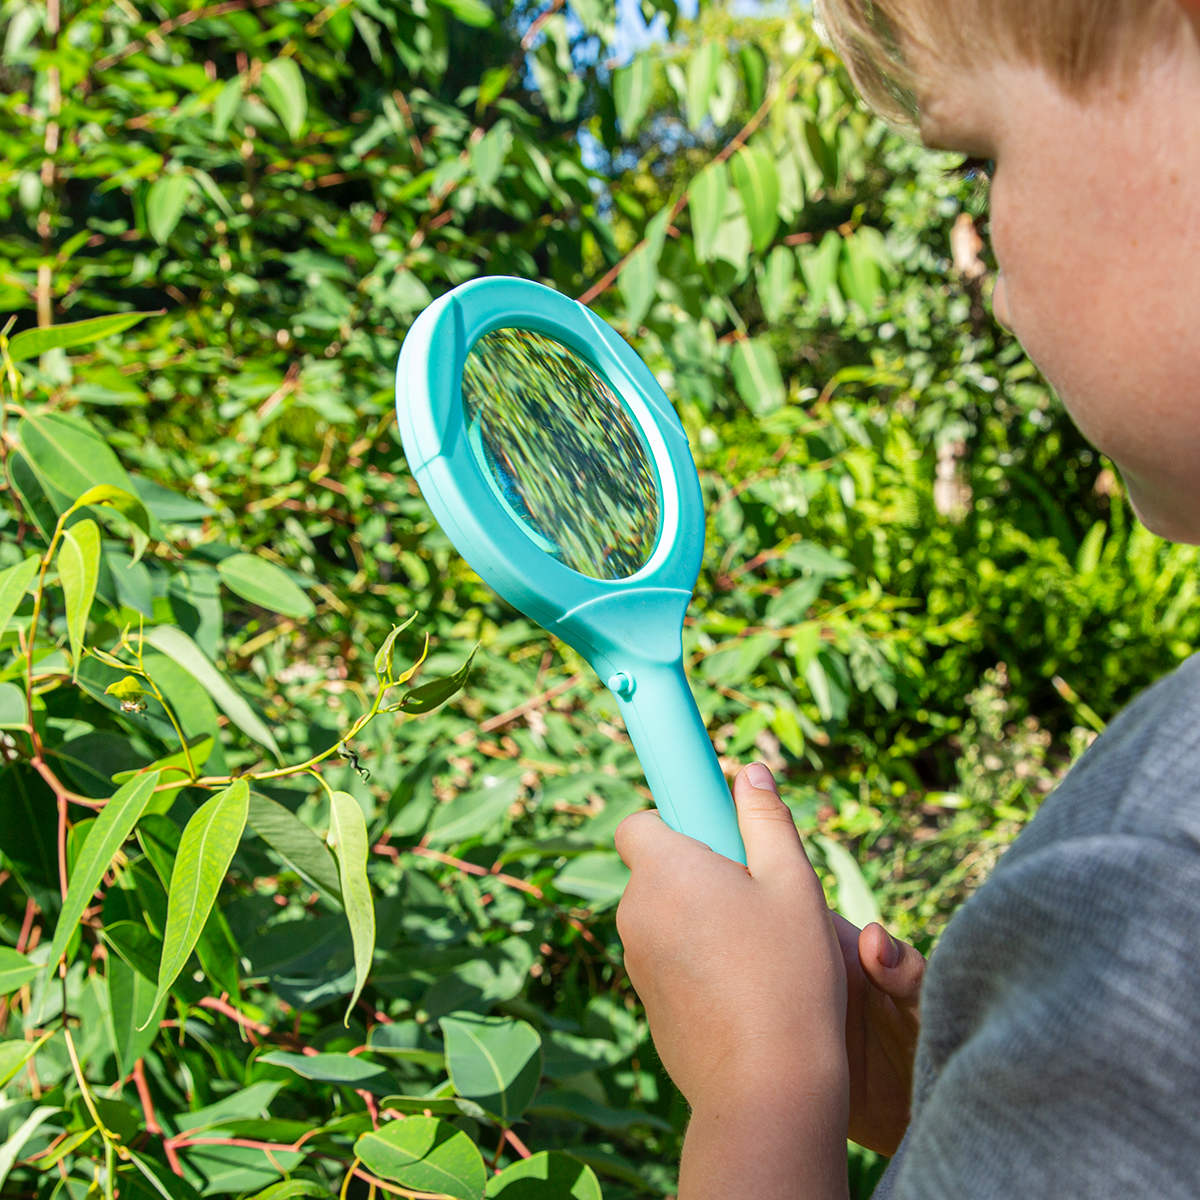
[878, 832, 1200, 1200]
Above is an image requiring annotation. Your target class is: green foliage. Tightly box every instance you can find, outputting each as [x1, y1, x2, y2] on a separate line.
[1, 1, 1197, 1198]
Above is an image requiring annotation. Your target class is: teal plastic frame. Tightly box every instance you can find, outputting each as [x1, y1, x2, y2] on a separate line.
[396, 276, 746, 864]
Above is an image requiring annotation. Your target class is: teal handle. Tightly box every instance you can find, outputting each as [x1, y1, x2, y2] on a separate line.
[609, 659, 747, 865]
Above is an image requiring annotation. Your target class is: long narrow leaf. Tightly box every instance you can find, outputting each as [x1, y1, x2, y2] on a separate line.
[146, 779, 249, 1020]
[0, 554, 39, 642]
[144, 625, 280, 757]
[328, 789, 375, 1025]
[45, 770, 162, 970]
[7, 311, 157, 362]
[59, 518, 100, 678]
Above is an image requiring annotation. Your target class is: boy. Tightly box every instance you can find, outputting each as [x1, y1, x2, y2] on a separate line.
[613, 2, 1200, 1196]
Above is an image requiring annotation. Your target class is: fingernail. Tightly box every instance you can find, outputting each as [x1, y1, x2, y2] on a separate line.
[745, 762, 777, 792]
[881, 930, 900, 968]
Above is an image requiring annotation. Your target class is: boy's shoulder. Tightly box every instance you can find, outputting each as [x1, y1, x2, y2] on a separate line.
[1004, 650, 1200, 860]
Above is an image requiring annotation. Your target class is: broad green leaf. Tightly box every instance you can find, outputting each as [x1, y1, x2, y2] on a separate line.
[731, 337, 786, 415]
[441, 1012, 543, 1122]
[260, 58, 307, 139]
[248, 791, 341, 900]
[144, 625, 280, 758]
[0, 1105, 59, 1190]
[213, 74, 243, 139]
[432, 0, 495, 26]
[839, 226, 885, 310]
[0, 682, 25, 729]
[689, 161, 727, 263]
[146, 175, 193, 244]
[398, 647, 476, 715]
[0, 947, 39, 995]
[216, 552, 314, 619]
[69, 483, 151, 564]
[374, 616, 419, 684]
[617, 205, 672, 331]
[355, 1116, 486, 1200]
[147, 779, 249, 1018]
[0, 554, 39, 642]
[247, 1183, 327, 1200]
[0, 1031, 55, 1088]
[731, 144, 780, 255]
[7, 312, 156, 362]
[553, 851, 630, 908]
[426, 768, 522, 845]
[685, 41, 721, 129]
[485, 1151, 602, 1199]
[45, 770, 161, 970]
[107, 949, 167, 1077]
[739, 42, 768, 110]
[814, 834, 881, 929]
[17, 410, 138, 512]
[759, 245, 796, 325]
[58, 517, 100, 677]
[327, 789, 375, 1024]
[258, 1050, 392, 1092]
[613, 54, 654, 137]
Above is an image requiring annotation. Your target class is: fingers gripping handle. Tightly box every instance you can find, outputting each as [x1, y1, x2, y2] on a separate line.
[608, 659, 747, 865]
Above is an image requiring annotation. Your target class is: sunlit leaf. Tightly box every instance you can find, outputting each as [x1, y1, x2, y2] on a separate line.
[147, 174, 193, 244]
[355, 1116, 486, 1200]
[59, 518, 100, 677]
[731, 144, 780, 255]
[260, 58, 307, 139]
[216, 552, 314, 619]
[689, 161, 728, 263]
[613, 54, 654, 137]
[147, 779, 249, 1019]
[327, 789, 375, 1024]
[45, 771, 161, 970]
[70, 483, 152, 564]
[7, 312, 157, 362]
[0, 947, 39, 996]
[0, 554, 39, 642]
[485, 1152, 602, 1199]
[144, 625, 280, 758]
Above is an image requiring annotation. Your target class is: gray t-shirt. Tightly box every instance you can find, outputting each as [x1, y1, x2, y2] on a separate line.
[873, 651, 1200, 1199]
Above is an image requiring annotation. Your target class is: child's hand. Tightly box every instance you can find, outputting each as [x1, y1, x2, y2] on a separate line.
[614, 763, 848, 1116]
[834, 913, 924, 1155]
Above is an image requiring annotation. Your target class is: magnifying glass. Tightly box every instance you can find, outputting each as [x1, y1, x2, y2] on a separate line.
[395, 275, 747, 865]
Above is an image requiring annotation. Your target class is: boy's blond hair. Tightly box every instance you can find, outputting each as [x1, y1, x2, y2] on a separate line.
[814, 0, 1183, 130]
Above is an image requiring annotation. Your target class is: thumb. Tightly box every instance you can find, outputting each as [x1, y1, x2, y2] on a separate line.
[732, 762, 811, 879]
[858, 922, 925, 1010]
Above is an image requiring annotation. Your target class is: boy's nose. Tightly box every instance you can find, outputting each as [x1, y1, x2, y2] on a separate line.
[991, 271, 1013, 331]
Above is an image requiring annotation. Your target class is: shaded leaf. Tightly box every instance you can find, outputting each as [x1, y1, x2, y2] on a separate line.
[0, 947, 39, 996]
[70, 483, 152, 564]
[441, 1011, 543, 1123]
[248, 791, 342, 900]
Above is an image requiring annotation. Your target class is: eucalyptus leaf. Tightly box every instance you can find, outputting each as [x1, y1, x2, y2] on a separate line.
[7, 312, 156, 362]
[58, 517, 100, 677]
[217, 552, 314, 619]
[260, 58, 307, 139]
[45, 771, 161, 970]
[147, 779, 249, 1019]
[355, 1116, 486, 1200]
[327, 789, 375, 1023]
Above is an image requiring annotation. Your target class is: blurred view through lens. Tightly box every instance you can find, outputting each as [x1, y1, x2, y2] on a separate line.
[461, 328, 661, 580]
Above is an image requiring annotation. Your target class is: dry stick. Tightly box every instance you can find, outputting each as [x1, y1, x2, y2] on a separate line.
[577, 58, 805, 307]
[478, 671, 583, 732]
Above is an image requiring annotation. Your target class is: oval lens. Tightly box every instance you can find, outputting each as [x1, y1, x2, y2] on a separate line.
[461, 328, 661, 580]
